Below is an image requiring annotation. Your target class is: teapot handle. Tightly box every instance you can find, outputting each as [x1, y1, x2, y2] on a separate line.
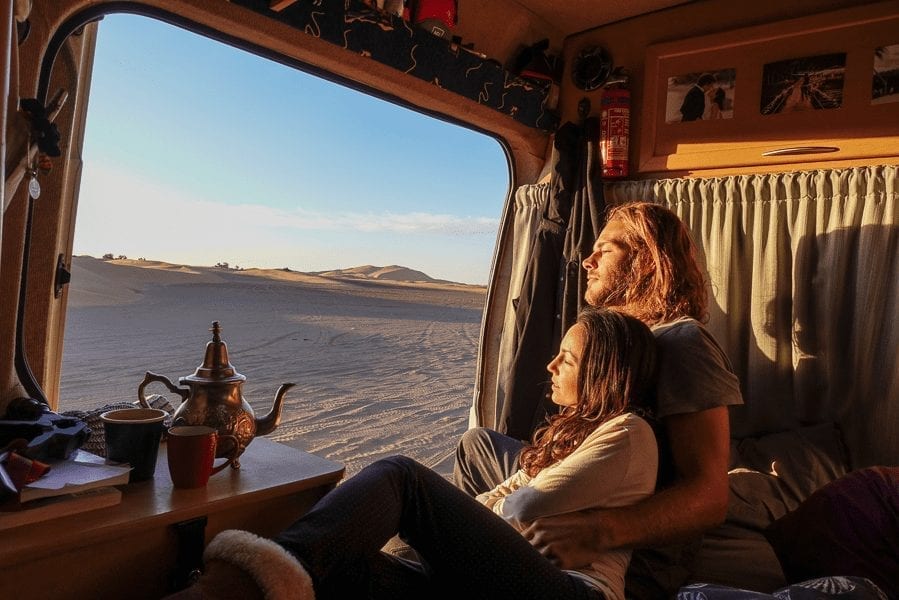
[138, 371, 190, 408]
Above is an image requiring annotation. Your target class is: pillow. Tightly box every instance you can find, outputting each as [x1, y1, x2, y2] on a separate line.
[686, 424, 850, 593]
[764, 466, 899, 599]
[724, 423, 850, 530]
[729, 423, 849, 508]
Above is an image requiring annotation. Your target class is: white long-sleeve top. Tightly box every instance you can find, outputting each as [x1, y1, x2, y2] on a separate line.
[476, 412, 658, 600]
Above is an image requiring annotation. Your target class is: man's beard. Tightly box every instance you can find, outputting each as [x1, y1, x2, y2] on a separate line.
[585, 262, 632, 308]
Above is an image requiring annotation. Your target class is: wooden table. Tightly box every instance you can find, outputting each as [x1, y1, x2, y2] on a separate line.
[0, 438, 344, 599]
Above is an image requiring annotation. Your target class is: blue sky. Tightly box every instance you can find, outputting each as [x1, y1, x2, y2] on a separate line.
[73, 14, 509, 285]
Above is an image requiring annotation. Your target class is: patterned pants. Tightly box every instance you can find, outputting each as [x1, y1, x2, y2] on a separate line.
[273, 455, 605, 600]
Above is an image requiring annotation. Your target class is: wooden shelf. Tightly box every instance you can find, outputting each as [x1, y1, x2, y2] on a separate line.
[0, 438, 344, 599]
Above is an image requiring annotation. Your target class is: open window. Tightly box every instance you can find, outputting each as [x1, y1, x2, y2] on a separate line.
[18, 10, 510, 478]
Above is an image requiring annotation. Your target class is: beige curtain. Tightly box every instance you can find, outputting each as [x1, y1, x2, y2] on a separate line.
[604, 166, 898, 468]
[488, 183, 550, 428]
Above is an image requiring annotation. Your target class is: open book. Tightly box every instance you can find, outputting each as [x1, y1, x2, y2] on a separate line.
[18, 449, 131, 503]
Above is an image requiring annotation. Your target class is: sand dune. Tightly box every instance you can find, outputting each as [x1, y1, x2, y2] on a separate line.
[315, 264, 441, 283]
[60, 256, 486, 478]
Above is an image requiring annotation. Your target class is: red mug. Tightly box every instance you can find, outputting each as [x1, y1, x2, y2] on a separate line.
[166, 426, 239, 489]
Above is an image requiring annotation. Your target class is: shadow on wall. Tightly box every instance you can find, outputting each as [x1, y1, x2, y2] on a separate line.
[709, 224, 898, 469]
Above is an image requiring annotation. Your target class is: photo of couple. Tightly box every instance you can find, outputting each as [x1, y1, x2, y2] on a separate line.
[665, 68, 736, 123]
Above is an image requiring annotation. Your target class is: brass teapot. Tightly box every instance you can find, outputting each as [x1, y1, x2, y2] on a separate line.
[138, 321, 295, 468]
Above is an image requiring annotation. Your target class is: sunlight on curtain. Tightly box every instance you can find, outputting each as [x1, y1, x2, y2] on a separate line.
[489, 183, 550, 428]
[604, 166, 898, 468]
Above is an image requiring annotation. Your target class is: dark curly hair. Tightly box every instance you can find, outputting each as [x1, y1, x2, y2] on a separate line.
[519, 308, 657, 477]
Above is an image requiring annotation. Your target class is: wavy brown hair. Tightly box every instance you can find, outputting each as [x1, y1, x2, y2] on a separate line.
[608, 202, 708, 325]
[519, 308, 657, 477]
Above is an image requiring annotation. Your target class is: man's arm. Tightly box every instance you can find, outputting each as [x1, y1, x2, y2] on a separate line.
[522, 407, 730, 568]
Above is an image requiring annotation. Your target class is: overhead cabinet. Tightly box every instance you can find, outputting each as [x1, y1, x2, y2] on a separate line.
[637, 1, 899, 174]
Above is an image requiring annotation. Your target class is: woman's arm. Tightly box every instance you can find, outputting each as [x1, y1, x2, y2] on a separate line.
[476, 469, 531, 510]
[498, 415, 657, 530]
[522, 407, 730, 567]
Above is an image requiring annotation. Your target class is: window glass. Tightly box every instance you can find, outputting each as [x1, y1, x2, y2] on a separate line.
[61, 15, 509, 477]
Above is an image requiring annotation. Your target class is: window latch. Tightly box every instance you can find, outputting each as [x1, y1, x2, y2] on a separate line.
[54, 254, 71, 298]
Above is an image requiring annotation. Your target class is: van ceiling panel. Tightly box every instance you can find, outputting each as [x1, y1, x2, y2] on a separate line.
[511, 0, 695, 36]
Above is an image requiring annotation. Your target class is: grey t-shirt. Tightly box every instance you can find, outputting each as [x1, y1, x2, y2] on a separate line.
[652, 317, 743, 418]
[641, 317, 743, 491]
[627, 317, 743, 600]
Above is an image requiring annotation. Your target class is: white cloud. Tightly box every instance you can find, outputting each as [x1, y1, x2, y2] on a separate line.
[76, 165, 498, 237]
[289, 210, 498, 235]
[72, 165, 497, 284]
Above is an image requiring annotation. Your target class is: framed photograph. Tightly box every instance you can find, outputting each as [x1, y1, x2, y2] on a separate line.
[760, 53, 846, 115]
[666, 68, 736, 123]
[873, 44, 899, 104]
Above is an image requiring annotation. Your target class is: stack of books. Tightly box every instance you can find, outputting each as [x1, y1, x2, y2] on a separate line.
[0, 450, 131, 530]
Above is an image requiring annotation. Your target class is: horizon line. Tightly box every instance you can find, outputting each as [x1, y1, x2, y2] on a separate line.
[72, 253, 488, 288]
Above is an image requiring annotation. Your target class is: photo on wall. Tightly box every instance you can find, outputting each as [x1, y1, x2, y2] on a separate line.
[873, 44, 899, 104]
[760, 53, 846, 115]
[665, 68, 736, 123]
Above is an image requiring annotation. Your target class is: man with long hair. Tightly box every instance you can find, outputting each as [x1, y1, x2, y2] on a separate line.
[454, 201, 743, 597]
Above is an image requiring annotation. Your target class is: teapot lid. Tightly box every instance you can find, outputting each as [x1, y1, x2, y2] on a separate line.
[182, 321, 246, 384]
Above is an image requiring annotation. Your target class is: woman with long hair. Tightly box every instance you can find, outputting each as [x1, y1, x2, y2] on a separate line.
[176, 308, 658, 600]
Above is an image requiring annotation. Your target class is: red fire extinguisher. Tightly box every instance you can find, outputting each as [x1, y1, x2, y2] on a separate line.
[599, 69, 630, 179]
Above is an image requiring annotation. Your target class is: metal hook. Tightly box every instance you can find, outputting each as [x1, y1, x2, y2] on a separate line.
[577, 97, 591, 122]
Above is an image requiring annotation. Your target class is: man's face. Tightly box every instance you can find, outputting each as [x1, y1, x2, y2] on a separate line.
[582, 219, 632, 307]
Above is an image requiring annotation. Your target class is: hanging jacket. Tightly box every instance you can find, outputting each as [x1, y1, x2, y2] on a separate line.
[499, 118, 606, 440]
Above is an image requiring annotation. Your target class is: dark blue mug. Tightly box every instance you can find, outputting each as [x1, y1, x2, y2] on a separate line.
[100, 408, 167, 482]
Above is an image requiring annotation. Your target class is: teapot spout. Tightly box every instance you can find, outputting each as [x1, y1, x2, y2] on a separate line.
[255, 382, 295, 436]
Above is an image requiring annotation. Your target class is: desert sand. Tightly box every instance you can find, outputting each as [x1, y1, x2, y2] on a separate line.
[60, 256, 486, 478]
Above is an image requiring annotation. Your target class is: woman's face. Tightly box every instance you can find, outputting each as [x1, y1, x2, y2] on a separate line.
[547, 324, 585, 407]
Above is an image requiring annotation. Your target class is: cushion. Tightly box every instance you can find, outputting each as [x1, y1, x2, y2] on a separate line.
[728, 423, 850, 514]
[765, 466, 899, 599]
[722, 422, 849, 531]
[686, 424, 850, 593]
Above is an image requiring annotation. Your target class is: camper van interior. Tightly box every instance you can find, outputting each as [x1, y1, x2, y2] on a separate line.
[1, 0, 897, 598]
